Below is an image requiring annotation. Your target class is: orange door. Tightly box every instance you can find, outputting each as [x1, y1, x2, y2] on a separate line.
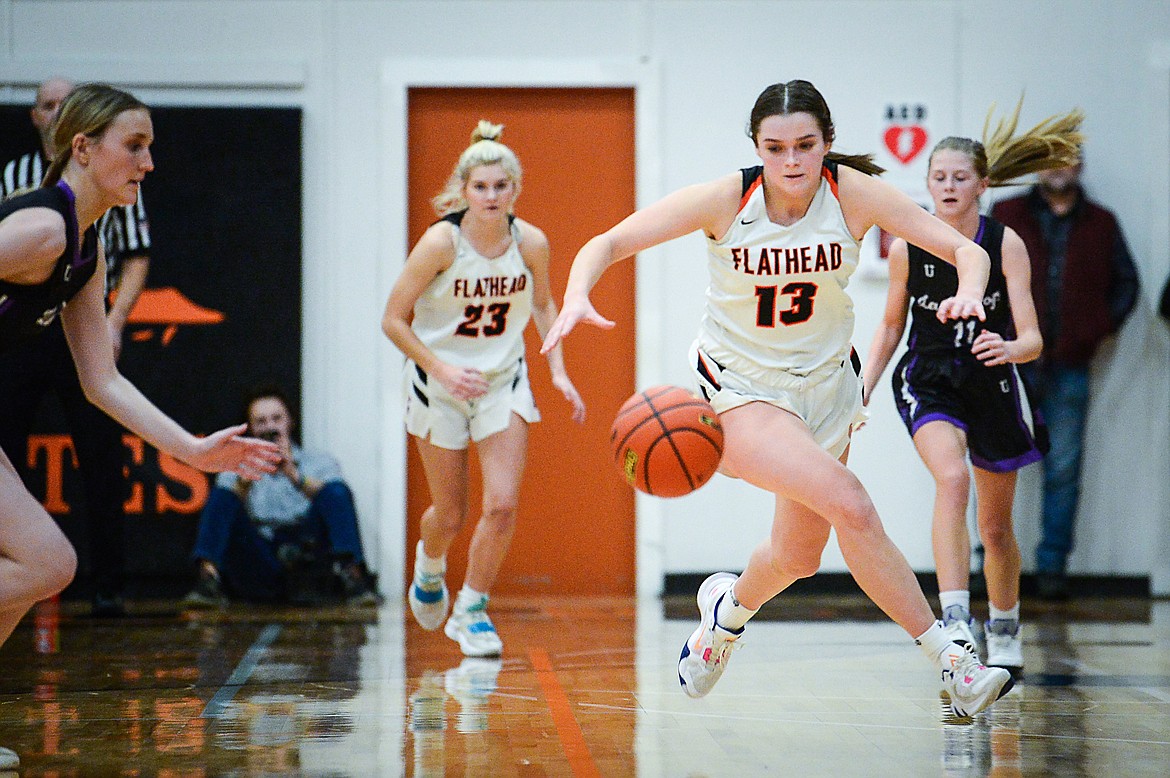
[405, 88, 637, 596]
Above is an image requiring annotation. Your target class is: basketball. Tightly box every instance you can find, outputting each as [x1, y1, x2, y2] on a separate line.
[609, 385, 724, 498]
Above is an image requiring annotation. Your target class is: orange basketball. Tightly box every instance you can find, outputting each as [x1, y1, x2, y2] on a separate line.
[609, 385, 724, 498]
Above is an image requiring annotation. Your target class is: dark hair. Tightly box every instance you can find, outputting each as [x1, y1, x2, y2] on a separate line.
[747, 80, 885, 176]
[241, 383, 297, 437]
[43, 83, 148, 187]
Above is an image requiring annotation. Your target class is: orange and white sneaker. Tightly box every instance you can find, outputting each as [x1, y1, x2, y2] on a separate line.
[942, 642, 1014, 718]
[677, 573, 743, 698]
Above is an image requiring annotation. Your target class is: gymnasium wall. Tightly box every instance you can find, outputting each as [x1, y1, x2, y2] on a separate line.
[1, 0, 1167, 594]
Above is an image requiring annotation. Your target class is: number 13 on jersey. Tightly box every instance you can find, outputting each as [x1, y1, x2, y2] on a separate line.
[754, 282, 818, 327]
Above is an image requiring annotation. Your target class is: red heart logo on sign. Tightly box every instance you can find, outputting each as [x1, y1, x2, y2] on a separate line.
[883, 125, 928, 164]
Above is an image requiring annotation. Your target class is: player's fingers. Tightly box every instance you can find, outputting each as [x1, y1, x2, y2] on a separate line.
[586, 311, 616, 330]
[540, 319, 571, 354]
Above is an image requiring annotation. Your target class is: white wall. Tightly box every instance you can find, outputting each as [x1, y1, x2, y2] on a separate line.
[3, 0, 1167, 594]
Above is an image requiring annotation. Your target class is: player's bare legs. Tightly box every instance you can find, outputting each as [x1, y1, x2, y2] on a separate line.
[912, 421, 973, 594]
[463, 414, 528, 593]
[723, 403, 935, 635]
[0, 450, 77, 648]
[975, 467, 1024, 670]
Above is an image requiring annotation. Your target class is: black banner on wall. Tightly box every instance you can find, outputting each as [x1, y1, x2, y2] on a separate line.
[0, 104, 302, 586]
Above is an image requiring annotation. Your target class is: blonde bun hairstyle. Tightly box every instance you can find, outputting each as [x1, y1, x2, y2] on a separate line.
[432, 120, 523, 215]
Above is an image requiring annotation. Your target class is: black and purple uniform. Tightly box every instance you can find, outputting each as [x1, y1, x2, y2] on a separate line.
[0, 180, 99, 351]
[891, 215, 1047, 472]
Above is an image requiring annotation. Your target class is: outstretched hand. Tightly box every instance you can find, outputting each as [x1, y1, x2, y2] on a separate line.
[188, 424, 282, 479]
[936, 294, 986, 323]
[540, 297, 614, 355]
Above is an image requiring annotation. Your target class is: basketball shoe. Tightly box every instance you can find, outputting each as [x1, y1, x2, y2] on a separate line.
[984, 620, 1023, 673]
[409, 561, 449, 631]
[677, 572, 743, 698]
[942, 605, 977, 648]
[445, 596, 503, 657]
[941, 643, 1014, 718]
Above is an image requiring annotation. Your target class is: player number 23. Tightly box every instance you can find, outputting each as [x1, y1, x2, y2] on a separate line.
[455, 302, 511, 337]
[754, 282, 817, 327]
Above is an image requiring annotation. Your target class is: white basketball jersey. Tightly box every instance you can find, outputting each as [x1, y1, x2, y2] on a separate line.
[698, 164, 860, 377]
[411, 215, 533, 377]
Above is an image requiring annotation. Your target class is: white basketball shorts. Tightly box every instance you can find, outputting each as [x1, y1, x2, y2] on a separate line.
[689, 340, 865, 459]
[404, 357, 540, 450]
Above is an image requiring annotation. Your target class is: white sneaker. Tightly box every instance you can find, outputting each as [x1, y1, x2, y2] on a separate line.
[941, 643, 1014, 718]
[444, 597, 503, 657]
[943, 617, 977, 648]
[985, 620, 1023, 672]
[0, 745, 18, 769]
[408, 568, 449, 631]
[677, 572, 743, 699]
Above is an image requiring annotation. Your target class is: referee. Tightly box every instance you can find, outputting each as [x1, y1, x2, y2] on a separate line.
[0, 77, 153, 617]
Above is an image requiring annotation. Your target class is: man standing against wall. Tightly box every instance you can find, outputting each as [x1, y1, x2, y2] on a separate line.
[993, 157, 1138, 601]
[0, 77, 153, 617]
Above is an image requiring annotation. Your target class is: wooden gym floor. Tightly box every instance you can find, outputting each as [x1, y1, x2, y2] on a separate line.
[1, 592, 1168, 776]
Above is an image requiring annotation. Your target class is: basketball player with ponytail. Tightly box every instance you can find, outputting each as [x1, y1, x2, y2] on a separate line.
[0, 84, 280, 770]
[864, 101, 1083, 674]
[383, 121, 585, 657]
[542, 80, 1013, 717]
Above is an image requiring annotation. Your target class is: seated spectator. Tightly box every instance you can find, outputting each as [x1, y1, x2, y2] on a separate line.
[182, 384, 380, 608]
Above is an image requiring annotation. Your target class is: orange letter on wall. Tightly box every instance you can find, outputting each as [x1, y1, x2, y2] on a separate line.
[26, 435, 77, 514]
[123, 434, 145, 514]
[156, 452, 209, 514]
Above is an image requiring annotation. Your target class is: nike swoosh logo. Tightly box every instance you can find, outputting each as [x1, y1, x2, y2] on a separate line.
[740, 218, 757, 225]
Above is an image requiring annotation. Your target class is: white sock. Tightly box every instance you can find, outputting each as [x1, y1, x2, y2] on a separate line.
[988, 602, 1020, 626]
[415, 540, 445, 576]
[714, 584, 757, 631]
[915, 620, 966, 669]
[939, 590, 971, 624]
[455, 586, 488, 612]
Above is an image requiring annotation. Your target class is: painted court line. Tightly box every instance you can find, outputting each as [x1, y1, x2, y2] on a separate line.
[201, 623, 282, 719]
[529, 648, 602, 778]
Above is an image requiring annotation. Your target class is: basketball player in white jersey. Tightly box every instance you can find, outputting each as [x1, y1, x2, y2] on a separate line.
[865, 105, 1081, 675]
[542, 80, 1013, 718]
[383, 121, 585, 657]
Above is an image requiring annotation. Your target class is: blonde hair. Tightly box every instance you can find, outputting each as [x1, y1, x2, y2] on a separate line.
[432, 120, 523, 215]
[928, 96, 1084, 187]
[43, 83, 148, 187]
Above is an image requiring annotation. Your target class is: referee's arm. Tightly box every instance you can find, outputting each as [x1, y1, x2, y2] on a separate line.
[108, 253, 149, 350]
[105, 196, 152, 357]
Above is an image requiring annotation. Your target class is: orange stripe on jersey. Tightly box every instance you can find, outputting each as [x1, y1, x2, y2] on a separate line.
[821, 164, 840, 200]
[738, 174, 763, 214]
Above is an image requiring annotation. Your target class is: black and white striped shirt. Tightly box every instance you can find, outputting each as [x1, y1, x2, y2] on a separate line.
[1, 150, 151, 294]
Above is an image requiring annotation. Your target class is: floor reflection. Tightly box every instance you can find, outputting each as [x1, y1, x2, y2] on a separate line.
[0, 597, 1166, 774]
